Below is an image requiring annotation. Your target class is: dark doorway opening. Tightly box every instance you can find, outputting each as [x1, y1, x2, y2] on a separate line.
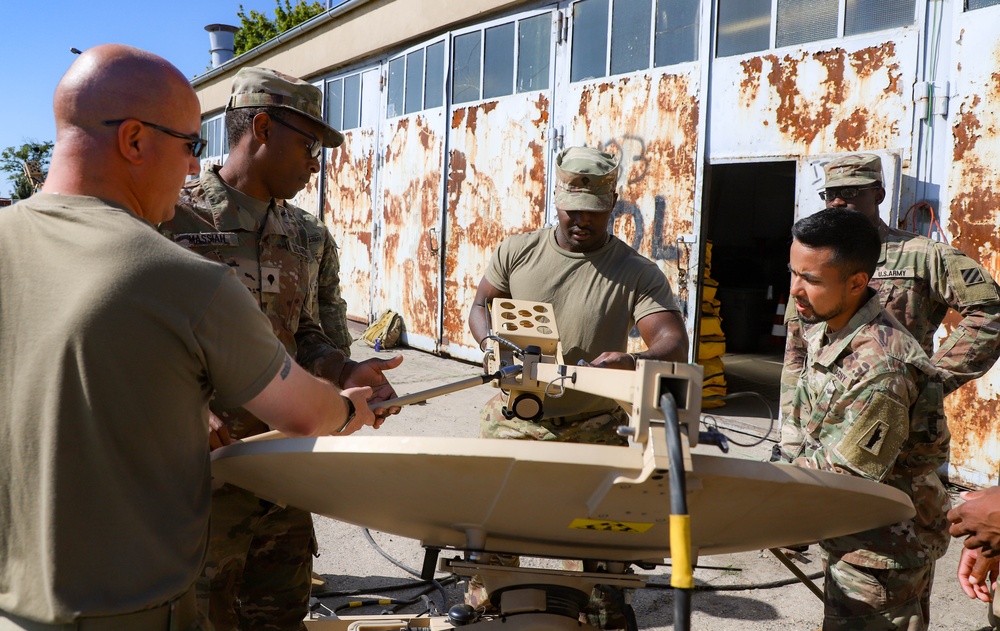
[704, 161, 795, 354]
[699, 161, 796, 426]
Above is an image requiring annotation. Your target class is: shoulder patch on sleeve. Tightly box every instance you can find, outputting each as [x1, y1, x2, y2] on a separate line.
[946, 254, 1000, 305]
[836, 390, 909, 481]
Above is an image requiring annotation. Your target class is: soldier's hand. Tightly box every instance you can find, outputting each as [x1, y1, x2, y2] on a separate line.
[948, 487, 1000, 555]
[957, 547, 997, 602]
[341, 354, 403, 422]
[208, 412, 233, 451]
[336, 386, 375, 435]
[587, 351, 636, 370]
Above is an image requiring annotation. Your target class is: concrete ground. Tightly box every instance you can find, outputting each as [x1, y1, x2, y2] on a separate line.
[304, 339, 992, 630]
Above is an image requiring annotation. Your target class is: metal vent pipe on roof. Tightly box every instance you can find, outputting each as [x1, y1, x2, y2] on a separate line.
[205, 24, 240, 68]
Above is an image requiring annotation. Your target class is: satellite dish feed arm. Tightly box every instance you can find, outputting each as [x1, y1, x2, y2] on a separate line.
[529, 359, 704, 449]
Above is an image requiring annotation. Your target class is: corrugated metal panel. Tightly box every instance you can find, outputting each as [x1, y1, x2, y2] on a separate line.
[562, 70, 701, 341]
[943, 23, 1000, 489]
[373, 113, 446, 352]
[711, 32, 918, 158]
[323, 128, 378, 322]
[442, 93, 552, 360]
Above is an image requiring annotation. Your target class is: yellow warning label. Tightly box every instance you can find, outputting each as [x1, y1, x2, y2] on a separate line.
[569, 518, 654, 533]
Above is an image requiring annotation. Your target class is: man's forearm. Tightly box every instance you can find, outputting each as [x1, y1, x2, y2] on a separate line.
[469, 303, 490, 349]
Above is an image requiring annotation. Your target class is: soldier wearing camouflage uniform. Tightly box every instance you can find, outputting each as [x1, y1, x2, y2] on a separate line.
[160, 67, 400, 631]
[780, 208, 950, 631]
[466, 146, 689, 628]
[295, 207, 353, 354]
[780, 154, 1000, 427]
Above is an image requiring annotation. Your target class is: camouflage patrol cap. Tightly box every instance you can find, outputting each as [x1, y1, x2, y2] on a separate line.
[824, 154, 883, 188]
[227, 67, 344, 148]
[554, 146, 620, 211]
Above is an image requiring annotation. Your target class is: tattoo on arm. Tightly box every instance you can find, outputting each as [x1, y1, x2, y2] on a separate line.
[280, 355, 292, 380]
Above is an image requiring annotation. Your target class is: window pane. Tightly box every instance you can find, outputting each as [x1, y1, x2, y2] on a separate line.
[716, 0, 771, 57]
[387, 57, 405, 118]
[424, 42, 445, 108]
[484, 23, 515, 99]
[571, 0, 609, 82]
[967, 0, 1000, 8]
[325, 78, 343, 129]
[611, 0, 651, 75]
[343, 74, 361, 130]
[776, 0, 837, 47]
[845, 0, 915, 36]
[212, 119, 223, 156]
[221, 123, 228, 155]
[517, 14, 550, 92]
[360, 70, 379, 127]
[452, 32, 482, 104]
[404, 49, 425, 114]
[200, 121, 212, 156]
[654, 0, 699, 66]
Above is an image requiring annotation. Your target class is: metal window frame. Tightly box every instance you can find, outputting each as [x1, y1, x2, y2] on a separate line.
[450, 7, 555, 107]
[717, 0, 920, 56]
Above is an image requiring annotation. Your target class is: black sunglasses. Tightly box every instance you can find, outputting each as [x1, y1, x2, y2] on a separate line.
[270, 116, 322, 158]
[819, 185, 880, 202]
[103, 119, 207, 158]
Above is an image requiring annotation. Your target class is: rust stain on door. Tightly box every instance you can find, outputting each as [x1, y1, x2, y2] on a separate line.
[323, 128, 376, 322]
[944, 38, 1000, 487]
[378, 114, 444, 343]
[443, 93, 551, 352]
[734, 43, 904, 154]
[570, 72, 699, 320]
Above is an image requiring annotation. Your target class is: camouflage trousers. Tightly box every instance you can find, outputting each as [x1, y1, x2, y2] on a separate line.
[472, 396, 630, 628]
[200, 484, 314, 631]
[479, 394, 629, 445]
[822, 556, 934, 631]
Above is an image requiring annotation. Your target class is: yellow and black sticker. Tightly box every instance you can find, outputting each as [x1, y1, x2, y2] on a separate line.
[569, 518, 654, 533]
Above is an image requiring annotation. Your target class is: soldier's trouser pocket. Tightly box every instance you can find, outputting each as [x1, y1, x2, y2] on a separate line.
[822, 557, 933, 631]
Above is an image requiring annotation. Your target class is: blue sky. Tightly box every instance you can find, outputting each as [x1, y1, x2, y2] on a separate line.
[0, 0, 294, 197]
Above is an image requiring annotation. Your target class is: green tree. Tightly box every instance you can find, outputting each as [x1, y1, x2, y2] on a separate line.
[1, 140, 54, 199]
[234, 0, 326, 56]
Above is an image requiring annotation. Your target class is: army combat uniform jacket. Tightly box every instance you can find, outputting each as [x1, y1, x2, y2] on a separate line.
[782, 220, 1000, 419]
[160, 165, 347, 438]
[781, 291, 950, 569]
[293, 207, 352, 355]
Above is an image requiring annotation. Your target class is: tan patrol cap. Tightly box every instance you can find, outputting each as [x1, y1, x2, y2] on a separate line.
[227, 67, 344, 148]
[554, 146, 620, 211]
[824, 154, 883, 188]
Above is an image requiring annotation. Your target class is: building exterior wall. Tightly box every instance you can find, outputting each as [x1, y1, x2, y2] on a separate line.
[193, 0, 1000, 486]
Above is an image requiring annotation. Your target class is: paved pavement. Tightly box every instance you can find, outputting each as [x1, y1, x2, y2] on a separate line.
[302, 340, 992, 630]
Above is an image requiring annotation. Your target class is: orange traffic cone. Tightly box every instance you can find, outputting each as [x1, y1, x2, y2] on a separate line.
[771, 294, 787, 346]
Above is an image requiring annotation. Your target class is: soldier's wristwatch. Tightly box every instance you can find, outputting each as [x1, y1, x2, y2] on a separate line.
[336, 395, 356, 433]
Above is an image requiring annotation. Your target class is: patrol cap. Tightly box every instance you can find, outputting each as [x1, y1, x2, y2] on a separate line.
[554, 146, 620, 211]
[824, 154, 883, 188]
[227, 67, 344, 148]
